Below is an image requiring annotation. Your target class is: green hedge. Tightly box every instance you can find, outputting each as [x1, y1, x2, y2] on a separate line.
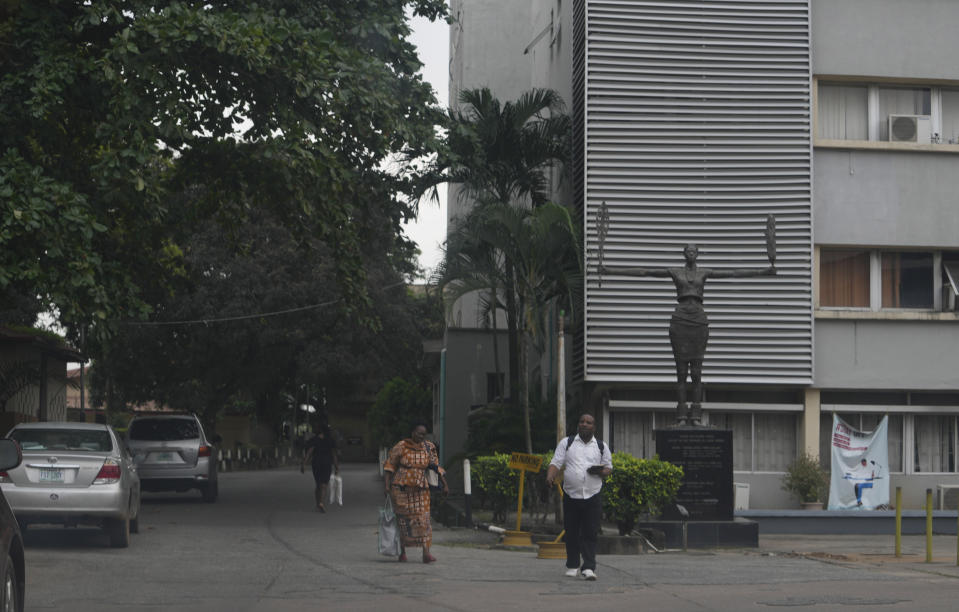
[602, 452, 683, 533]
[471, 451, 682, 532]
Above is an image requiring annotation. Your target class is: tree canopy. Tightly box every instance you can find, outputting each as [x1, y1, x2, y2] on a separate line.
[0, 0, 446, 340]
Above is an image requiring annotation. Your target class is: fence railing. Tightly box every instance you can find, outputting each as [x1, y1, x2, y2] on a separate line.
[218, 445, 301, 472]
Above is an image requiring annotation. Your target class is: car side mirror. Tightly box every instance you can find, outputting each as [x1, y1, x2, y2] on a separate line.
[0, 439, 22, 471]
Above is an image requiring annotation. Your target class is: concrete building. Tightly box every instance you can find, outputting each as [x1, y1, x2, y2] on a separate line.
[441, 0, 959, 509]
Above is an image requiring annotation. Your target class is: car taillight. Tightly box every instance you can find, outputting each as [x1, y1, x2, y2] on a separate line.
[198, 445, 212, 458]
[0, 471, 9, 483]
[94, 459, 121, 484]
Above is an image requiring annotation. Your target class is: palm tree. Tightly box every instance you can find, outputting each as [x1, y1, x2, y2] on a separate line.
[427, 88, 570, 437]
[436, 200, 581, 452]
[432, 217, 507, 397]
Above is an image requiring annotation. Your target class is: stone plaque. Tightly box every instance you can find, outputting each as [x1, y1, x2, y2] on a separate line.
[656, 428, 733, 521]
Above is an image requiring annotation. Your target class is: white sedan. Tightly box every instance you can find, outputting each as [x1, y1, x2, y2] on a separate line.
[1, 422, 140, 548]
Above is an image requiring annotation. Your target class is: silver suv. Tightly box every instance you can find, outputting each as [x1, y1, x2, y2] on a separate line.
[125, 414, 219, 503]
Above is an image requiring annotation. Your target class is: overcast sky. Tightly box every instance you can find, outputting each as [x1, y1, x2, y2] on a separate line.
[402, 14, 450, 279]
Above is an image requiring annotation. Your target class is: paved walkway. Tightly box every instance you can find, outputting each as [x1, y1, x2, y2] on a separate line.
[307, 462, 959, 611]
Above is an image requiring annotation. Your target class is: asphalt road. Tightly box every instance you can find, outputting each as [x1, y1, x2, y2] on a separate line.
[21, 463, 959, 611]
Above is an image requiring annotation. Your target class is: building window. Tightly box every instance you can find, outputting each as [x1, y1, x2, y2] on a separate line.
[942, 88, 959, 144]
[881, 251, 934, 309]
[818, 83, 868, 140]
[609, 411, 656, 459]
[821, 249, 870, 307]
[819, 248, 958, 312]
[877, 86, 931, 141]
[486, 372, 505, 402]
[708, 412, 753, 471]
[754, 413, 797, 472]
[943, 252, 959, 311]
[816, 79, 959, 145]
[914, 415, 956, 473]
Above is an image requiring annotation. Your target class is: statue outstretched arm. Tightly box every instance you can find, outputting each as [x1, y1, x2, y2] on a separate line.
[707, 265, 776, 279]
[599, 264, 672, 278]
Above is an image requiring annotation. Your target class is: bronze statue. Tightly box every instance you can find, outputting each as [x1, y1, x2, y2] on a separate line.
[598, 210, 777, 426]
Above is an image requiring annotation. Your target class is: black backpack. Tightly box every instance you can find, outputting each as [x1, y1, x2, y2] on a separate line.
[566, 434, 605, 455]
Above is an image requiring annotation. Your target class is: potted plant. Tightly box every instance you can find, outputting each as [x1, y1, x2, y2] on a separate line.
[781, 452, 829, 509]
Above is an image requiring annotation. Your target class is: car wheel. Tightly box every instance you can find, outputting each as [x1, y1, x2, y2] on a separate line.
[201, 481, 218, 503]
[1, 554, 18, 612]
[107, 517, 130, 548]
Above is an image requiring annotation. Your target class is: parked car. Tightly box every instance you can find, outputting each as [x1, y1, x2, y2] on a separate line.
[125, 413, 220, 502]
[1, 422, 139, 549]
[0, 439, 25, 612]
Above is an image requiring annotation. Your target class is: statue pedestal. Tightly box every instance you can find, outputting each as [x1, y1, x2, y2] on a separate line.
[652, 427, 757, 547]
[656, 427, 734, 521]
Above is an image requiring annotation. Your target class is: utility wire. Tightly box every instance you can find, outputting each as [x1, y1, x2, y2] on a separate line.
[120, 280, 409, 327]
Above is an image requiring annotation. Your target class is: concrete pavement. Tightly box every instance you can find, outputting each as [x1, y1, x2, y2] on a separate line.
[298, 462, 959, 611]
[25, 460, 959, 611]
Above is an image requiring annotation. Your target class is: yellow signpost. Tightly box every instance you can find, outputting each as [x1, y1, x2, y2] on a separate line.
[501, 452, 543, 547]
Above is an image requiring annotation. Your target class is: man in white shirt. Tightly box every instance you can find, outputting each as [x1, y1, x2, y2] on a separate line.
[545, 413, 613, 581]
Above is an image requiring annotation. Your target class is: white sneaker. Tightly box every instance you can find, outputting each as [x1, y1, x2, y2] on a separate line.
[581, 569, 597, 581]
[564, 568, 579, 578]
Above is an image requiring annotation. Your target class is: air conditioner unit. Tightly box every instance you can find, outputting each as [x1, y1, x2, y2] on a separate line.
[888, 114, 931, 143]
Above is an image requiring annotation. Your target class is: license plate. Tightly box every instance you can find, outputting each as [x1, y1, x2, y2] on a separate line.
[39, 468, 64, 483]
[154, 452, 175, 462]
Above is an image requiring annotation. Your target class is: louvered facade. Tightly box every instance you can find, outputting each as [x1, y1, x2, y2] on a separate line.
[580, 0, 813, 385]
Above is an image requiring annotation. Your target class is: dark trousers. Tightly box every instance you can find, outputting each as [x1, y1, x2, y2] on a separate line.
[563, 492, 602, 571]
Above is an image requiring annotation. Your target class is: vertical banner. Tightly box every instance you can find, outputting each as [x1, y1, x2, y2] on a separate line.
[828, 415, 889, 510]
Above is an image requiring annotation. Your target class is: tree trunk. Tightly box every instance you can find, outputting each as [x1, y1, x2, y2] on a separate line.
[504, 260, 520, 414]
[489, 286, 502, 399]
[520, 304, 532, 453]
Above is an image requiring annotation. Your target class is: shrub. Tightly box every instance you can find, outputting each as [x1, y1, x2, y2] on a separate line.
[471, 452, 554, 524]
[472, 451, 684, 533]
[781, 451, 828, 503]
[602, 452, 683, 534]
[471, 454, 519, 523]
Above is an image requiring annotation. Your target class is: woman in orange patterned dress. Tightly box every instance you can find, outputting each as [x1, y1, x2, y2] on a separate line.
[383, 421, 448, 563]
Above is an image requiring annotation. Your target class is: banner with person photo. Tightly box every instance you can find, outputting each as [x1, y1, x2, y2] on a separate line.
[827, 414, 889, 510]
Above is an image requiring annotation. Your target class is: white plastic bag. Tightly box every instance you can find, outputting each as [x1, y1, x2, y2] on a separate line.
[328, 474, 343, 505]
[378, 495, 401, 556]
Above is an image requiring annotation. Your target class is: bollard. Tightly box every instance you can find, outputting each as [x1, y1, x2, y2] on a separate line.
[926, 488, 933, 563]
[463, 459, 473, 528]
[895, 487, 902, 557]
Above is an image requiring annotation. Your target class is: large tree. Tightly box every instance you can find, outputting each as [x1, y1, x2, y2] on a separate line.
[91, 198, 443, 431]
[0, 0, 446, 342]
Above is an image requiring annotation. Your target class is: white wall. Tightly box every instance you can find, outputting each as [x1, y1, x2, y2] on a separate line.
[812, 0, 959, 79]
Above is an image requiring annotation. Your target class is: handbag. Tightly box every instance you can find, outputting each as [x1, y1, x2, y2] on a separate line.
[377, 495, 401, 556]
[426, 466, 440, 490]
[425, 442, 442, 492]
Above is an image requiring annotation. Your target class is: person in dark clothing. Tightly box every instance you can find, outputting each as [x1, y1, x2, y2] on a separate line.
[301, 424, 339, 512]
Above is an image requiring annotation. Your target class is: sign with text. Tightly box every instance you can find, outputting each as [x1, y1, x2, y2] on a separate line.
[656, 428, 733, 521]
[828, 414, 889, 510]
[508, 452, 543, 473]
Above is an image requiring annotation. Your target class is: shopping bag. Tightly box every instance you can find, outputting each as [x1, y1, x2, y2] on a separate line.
[329, 474, 343, 505]
[378, 495, 402, 556]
